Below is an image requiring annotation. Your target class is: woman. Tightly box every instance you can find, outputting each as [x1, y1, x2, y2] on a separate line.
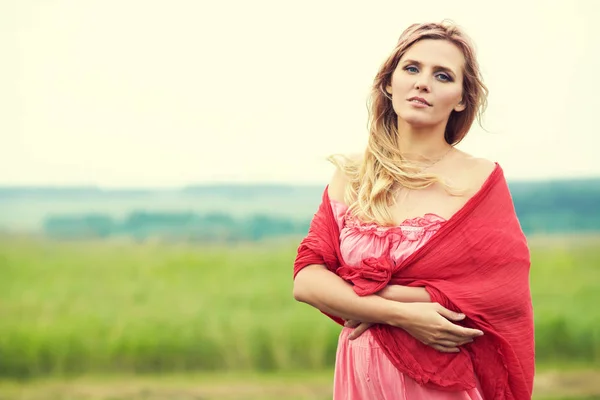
[293, 21, 535, 400]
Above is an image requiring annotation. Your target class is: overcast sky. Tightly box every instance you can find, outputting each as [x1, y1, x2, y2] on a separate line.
[1, 0, 598, 187]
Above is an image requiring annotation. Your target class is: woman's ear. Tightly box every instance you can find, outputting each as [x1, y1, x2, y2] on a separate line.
[385, 85, 392, 95]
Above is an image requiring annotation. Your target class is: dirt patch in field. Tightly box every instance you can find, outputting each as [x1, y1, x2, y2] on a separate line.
[533, 370, 600, 398]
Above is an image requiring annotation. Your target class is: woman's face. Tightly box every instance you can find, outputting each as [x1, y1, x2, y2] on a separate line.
[387, 39, 466, 130]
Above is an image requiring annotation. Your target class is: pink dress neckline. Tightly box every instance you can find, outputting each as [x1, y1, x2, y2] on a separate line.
[330, 198, 446, 245]
[329, 198, 446, 228]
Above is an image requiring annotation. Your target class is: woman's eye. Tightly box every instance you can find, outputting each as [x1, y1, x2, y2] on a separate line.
[404, 65, 452, 82]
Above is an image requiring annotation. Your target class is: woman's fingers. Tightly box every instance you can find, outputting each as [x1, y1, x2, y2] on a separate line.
[434, 304, 484, 339]
[435, 339, 472, 348]
[439, 332, 476, 344]
[427, 330, 475, 352]
[435, 304, 466, 322]
[431, 344, 460, 353]
[344, 320, 360, 328]
[443, 322, 484, 339]
[348, 322, 373, 340]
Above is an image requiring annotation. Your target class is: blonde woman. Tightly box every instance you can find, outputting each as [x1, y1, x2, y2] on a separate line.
[294, 21, 534, 400]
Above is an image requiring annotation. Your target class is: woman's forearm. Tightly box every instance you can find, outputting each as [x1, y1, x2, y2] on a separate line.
[293, 264, 397, 324]
[377, 285, 431, 303]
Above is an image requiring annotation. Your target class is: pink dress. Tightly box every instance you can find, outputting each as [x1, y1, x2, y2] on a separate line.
[330, 199, 484, 400]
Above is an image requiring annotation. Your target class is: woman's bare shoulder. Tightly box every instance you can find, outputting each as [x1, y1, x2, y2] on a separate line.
[452, 151, 497, 194]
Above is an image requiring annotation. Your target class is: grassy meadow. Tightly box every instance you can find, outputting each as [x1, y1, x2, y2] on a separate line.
[0, 234, 599, 399]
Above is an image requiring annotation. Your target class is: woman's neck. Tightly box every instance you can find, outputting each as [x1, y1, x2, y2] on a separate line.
[396, 125, 452, 162]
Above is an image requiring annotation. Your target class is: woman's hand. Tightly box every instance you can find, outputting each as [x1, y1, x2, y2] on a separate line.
[392, 302, 484, 353]
[345, 302, 482, 351]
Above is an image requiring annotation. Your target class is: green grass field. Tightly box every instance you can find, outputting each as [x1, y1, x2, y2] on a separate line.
[0, 234, 599, 398]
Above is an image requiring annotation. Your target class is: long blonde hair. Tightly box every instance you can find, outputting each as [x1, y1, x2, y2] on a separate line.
[330, 21, 488, 226]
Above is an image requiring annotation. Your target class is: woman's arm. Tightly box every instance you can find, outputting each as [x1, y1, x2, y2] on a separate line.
[343, 285, 431, 340]
[293, 264, 397, 324]
[378, 285, 431, 303]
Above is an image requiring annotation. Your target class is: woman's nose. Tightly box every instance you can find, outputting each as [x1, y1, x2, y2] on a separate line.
[414, 77, 431, 92]
[415, 83, 430, 92]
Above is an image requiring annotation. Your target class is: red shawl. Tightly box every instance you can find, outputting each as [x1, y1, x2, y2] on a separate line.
[294, 164, 535, 400]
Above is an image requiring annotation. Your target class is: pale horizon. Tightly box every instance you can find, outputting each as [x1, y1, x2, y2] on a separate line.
[2, 1, 598, 188]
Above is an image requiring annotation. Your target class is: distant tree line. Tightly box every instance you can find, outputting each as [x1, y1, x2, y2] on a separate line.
[509, 178, 600, 234]
[41, 179, 600, 242]
[43, 211, 310, 242]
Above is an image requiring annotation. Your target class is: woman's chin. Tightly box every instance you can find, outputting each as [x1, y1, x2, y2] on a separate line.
[397, 114, 435, 129]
